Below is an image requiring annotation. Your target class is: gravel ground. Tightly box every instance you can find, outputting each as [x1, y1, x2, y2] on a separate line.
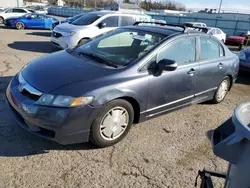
[0, 21, 250, 188]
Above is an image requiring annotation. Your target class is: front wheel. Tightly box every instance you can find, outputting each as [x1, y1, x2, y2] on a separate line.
[212, 77, 230, 104]
[15, 22, 25, 30]
[90, 99, 134, 148]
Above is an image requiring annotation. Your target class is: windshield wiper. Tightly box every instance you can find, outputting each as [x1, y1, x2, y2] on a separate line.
[77, 51, 118, 68]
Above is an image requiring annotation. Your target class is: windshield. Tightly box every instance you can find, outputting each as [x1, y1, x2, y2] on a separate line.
[73, 29, 166, 66]
[70, 13, 85, 22]
[71, 13, 101, 26]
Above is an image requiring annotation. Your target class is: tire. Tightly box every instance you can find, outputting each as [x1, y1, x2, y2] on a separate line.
[15, 22, 25, 30]
[78, 38, 90, 46]
[211, 77, 230, 104]
[90, 99, 134, 148]
[0, 17, 4, 24]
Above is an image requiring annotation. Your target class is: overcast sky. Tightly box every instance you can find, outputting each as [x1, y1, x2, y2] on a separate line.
[177, 0, 250, 11]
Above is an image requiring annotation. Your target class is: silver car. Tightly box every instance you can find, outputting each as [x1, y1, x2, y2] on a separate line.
[51, 11, 151, 49]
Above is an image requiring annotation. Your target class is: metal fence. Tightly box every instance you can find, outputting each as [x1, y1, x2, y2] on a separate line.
[47, 6, 250, 36]
[48, 6, 90, 17]
[149, 14, 250, 36]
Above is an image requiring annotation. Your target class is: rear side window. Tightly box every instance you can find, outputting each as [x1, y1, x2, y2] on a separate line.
[216, 29, 222, 34]
[120, 16, 135, 26]
[200, 37, 220, 60]
[102, 16, 118, 27]
[158, 37, 196, 66]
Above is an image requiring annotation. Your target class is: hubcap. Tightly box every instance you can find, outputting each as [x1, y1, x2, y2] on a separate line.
[217, 80, 228, 101]
[100, 107, 129, 141]
[17, 23, 23, 29]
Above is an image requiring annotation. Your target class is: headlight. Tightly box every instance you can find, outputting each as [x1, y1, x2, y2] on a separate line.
[36, 94, 94, 107]
[61, 31, 76, 37]
[239, 51, 246, 60]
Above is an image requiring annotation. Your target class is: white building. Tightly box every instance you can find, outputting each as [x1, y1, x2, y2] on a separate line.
[0, 0, 23, 8]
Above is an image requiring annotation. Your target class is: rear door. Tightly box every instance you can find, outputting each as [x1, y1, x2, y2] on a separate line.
[195, 36, 228, 97]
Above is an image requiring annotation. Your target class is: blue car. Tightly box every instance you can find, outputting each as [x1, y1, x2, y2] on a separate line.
[6, 23, 239, 147]
[4, 13, 59, 30]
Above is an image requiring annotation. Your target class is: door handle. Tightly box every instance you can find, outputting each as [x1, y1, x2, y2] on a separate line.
[217, 63, 223, 69]
[187, 68, 196, 76]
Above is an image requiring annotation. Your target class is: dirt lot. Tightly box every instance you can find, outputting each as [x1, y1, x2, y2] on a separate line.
[0, 22, 250, 188]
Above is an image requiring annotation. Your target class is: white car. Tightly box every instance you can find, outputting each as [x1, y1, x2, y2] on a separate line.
[207, 27, 227, 43]
[51, 11, 151, 49]
[0, 8, 32, 24]
[184, 22, 207, 28]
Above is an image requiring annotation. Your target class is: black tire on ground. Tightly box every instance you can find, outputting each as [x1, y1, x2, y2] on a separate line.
[78, 38, 90, 46]
[15, 22, 25, 30]
[90, 99, 134, 148]
[0, 17, 4, 24]
[211, 76, 230, 104]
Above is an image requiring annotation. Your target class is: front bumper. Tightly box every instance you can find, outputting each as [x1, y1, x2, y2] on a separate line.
[6, 75, 99, 145]
[51, 33, 79, 49]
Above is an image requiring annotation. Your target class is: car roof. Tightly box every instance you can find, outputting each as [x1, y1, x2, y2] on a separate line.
[89, 11, 148, 17]
[125, 25, 208, 36]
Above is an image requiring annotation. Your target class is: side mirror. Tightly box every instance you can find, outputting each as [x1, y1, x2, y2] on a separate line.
[98, 22, 106, 29]
[158, 59, 178, 71]
[27, 16, 32, 20]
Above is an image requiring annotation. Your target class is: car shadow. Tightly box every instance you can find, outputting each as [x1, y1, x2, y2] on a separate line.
[26, 31, 52, 37]
[0, 76, 98, 157]
[8, 41, 60, 53]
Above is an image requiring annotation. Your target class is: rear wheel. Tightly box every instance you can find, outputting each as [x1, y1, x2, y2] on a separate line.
[212, 77, 230, 104]
[0, 17, 4, 24]
[15, 22, 25, 30]
[90, 99, 134, 148]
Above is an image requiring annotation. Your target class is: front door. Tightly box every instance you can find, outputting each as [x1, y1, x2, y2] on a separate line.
[146, 36, 199, 118]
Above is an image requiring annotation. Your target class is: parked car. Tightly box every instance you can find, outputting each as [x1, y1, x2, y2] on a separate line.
[51, 11, 151, 49]
[6, 23, 239, 147]
[61, 12, 86, 24]
[226, 32, 249, 46]
[192, 27, 226, 43]
[239, 47, 250, 72]
[207, 27, 227, 43]
[0, 7, 32, 24]
[184, 22, 207, 28]
[4, 13, 59, 30]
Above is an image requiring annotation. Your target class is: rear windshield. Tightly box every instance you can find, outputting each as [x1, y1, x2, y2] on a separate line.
[71, 13, 101, 26]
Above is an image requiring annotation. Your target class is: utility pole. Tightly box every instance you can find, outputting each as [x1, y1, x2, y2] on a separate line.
[218, 0, 223, 14]
[95, 0, 97, 9]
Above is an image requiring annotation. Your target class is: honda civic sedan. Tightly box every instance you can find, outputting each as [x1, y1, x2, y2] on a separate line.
[6, 23, 239, 147]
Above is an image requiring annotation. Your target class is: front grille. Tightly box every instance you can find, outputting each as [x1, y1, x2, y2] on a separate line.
[52, 31, 62, 38]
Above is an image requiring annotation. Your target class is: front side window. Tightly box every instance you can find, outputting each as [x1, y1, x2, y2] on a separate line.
[200, 37, 220, 60]
[6, 9, 13, 13]
[102, 16, 118, 27]
[74, 29, 165, 66]
[158, 37, 196, 66]
[120, 16, 135, 27]
[72, 13, 101, 26]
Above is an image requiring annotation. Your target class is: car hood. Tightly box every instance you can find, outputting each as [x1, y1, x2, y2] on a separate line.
[21, 50, 115, 93]
[228, 36, 245, 40]
[54, 22, 87, 32]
